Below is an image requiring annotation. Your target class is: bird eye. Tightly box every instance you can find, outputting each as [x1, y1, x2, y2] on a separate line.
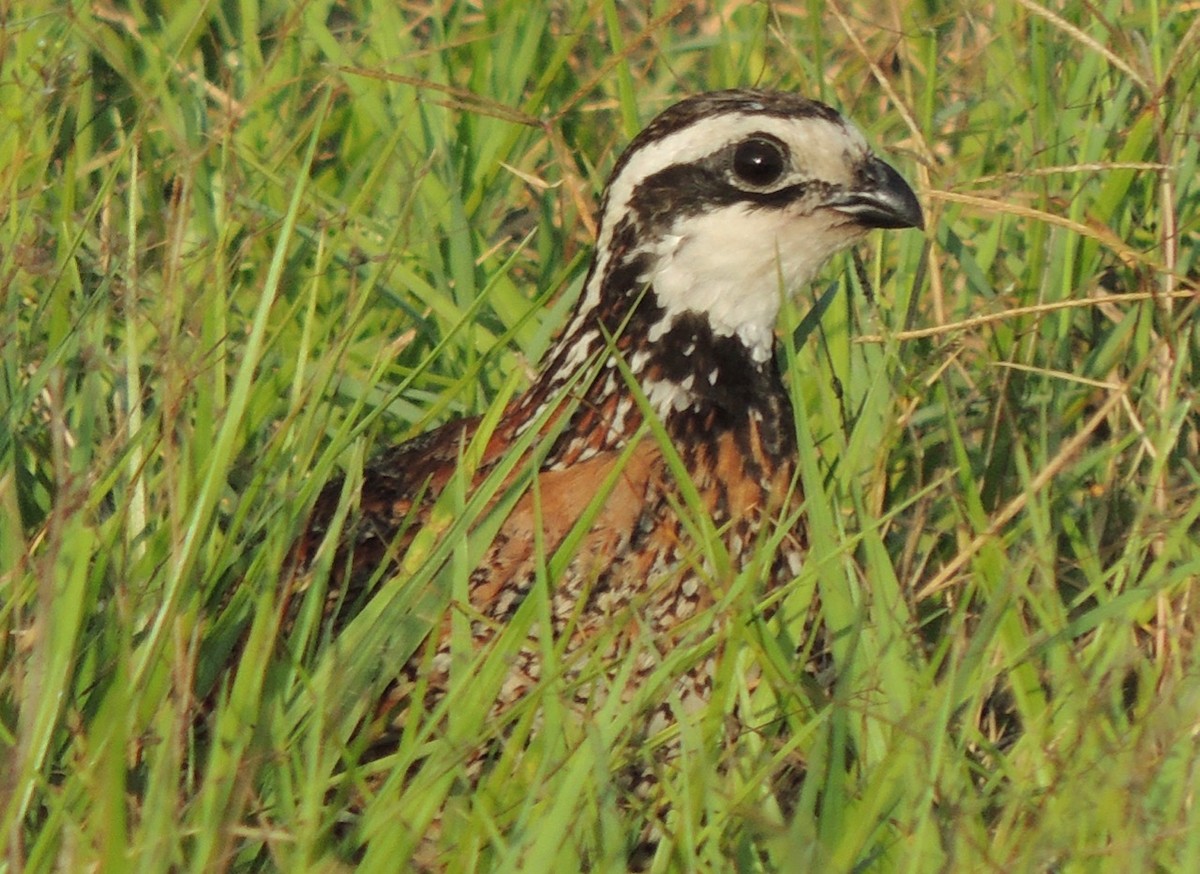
[732, 137, 787, 187]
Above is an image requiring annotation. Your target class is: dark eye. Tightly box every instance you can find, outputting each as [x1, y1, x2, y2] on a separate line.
[732, 137, 787, 187]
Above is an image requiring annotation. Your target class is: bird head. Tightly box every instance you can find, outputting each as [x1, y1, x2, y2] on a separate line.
[570, 90, 922, 365]
[533, 90, 922, 437]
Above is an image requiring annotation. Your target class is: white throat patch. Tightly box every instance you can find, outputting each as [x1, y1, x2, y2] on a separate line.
[641, 201, 867, 362]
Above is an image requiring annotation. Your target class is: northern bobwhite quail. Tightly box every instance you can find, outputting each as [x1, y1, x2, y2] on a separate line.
[295, 87, 922, 832]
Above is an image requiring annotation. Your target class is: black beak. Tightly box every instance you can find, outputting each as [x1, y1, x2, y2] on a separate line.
[828, 156, 924, 231]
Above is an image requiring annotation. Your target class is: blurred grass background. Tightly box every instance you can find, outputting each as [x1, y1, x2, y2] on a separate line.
[2, 0, 1198, 870]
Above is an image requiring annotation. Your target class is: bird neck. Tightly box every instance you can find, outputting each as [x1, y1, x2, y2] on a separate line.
[512, 284, 797, 469]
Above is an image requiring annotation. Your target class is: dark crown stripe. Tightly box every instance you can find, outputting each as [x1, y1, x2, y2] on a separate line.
[607, 89, 843, 184]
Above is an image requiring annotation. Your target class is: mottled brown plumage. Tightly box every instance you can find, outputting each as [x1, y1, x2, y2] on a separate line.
[295, 90, 921, 818]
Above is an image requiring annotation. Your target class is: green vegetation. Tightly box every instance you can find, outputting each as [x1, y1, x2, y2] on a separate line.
[2, 1, 1197, 870]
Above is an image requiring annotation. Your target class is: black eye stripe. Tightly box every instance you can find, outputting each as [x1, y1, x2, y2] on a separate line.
[618, 124, 823, 229]
[624, 167, 813, 231]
